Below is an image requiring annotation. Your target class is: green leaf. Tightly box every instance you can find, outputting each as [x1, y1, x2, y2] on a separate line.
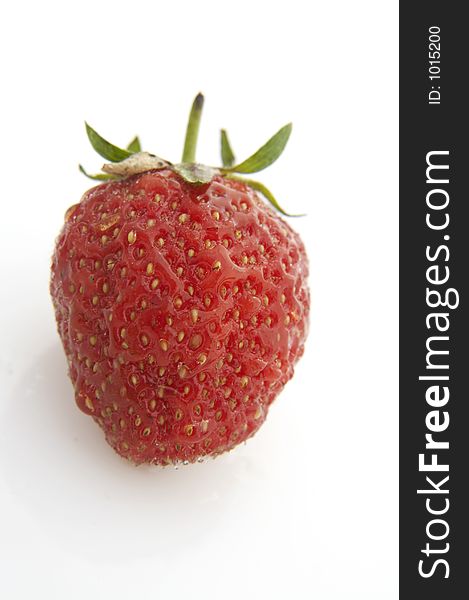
[227, 175, 304, 217]
[226, 123, 292, 174]
[126, 136, 141, 153]
[172, 163, 217, 184]
[79, 164, 116, 181]
[85, 122, 132, 162]
[220, 129, 235, 167]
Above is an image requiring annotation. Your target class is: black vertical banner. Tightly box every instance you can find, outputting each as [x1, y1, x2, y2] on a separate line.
[400, 3, 468, 597]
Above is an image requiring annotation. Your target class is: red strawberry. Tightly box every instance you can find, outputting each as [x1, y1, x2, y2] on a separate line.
[50, 94, 309, 465]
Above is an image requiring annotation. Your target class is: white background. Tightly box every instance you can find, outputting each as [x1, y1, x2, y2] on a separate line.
[0, 1, 398, 598]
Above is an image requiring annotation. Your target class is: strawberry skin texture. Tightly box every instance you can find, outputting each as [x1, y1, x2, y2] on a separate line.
[50, 170, 309, 465]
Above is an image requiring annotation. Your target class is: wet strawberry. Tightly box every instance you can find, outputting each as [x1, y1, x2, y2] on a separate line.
[50, 94, 309, 465]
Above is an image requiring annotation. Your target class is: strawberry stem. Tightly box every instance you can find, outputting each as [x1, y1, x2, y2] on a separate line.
[182, 93, 204, 163]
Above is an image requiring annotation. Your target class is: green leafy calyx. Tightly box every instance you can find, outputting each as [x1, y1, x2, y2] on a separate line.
[85, 123, 132, 162]
[80, 94, 301, 216]
[220, 130, 236, 168]
[223, 124, 292, 174]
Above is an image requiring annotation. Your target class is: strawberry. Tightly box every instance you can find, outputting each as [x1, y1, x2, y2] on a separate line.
[50, 94, 309, 465]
